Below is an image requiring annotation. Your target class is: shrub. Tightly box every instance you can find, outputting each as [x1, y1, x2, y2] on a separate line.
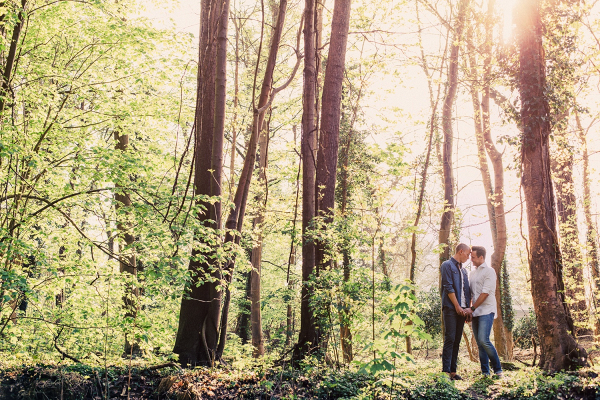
[416, 286, 442, 339]
[513, 310, 539, 349]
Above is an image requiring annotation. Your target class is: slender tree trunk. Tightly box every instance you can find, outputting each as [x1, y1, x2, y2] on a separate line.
[215, 0, 291, 360]
[314, 0, 352, 271]
[238, 269, 252, 345]
[114, 131, 140, 356]
[575, 108, 600, 339]
[438, 0, 468, 264]
[551, 131, 587, 331]
[0, 0, 26, 114]
[294, 0, 319, 361]
[250, 122, 269, 357]
[516, 0, 587, 371]
[338, 113, 353, 362]
[467, 1, 514, 359]
[287, 125, 300, 348]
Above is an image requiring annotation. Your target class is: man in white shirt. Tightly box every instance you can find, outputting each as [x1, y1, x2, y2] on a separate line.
[469, 246, 503, 377]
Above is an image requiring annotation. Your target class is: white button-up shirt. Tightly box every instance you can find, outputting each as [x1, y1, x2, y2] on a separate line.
[469, 262, 497, 318]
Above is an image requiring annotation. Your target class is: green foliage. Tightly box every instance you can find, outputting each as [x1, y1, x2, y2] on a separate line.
[500, 259, 515, 331]
[359, 283, 431, 375]
[513, 310, 539, 349]
[416, 286, 442, 339]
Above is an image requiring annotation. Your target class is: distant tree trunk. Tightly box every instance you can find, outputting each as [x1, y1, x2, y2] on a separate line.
[286, 125, 300, 348]
[238, 270, 252, 345]
[516, 0, 587, 371]
[294, 0, 319, 361]
[173, 0, 230, 367]
[467, 1, 514, 359]
[551, 131, 587, 331]
[114, 131, 140, 356]
[575, 108, 600, 339]
[438, 0, 468, 264]
[0, 0, 26, 114]
[215, 0, 293, 360]
[338, 112, 353, 362]
[250, 121, 269, 357]
[314, 0, 352, 270]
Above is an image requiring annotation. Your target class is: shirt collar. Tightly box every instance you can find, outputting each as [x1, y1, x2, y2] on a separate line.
[450, 257, 462, 269]
[477, 262, 488, 269]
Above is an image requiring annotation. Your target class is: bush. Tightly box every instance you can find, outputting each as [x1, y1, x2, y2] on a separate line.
[513, 310, 539, 349]
[416, 286, 442, 339]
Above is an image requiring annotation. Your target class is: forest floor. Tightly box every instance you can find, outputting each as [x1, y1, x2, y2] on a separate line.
[1, 351, 600, 399]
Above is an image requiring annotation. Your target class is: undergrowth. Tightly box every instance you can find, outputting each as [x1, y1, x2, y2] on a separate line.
[0, 358, 599, 399]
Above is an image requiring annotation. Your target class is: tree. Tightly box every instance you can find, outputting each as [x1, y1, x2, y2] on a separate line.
[173, 0, 231, 367]
[295, 0, 319, 360]
[466, 0, 514, 360]
[438, 0, 468, 263]
[516, 0, 587, 371]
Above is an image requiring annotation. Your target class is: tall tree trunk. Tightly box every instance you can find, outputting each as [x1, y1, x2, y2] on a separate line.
[551, 132, 587, 331]
[575, 108, 600, 339]
[0, 0, 26, 114]
[438, 0, 468, 264]
[250, 121, 269, 357]
[467, 1, 514, 360]
[173, 0, 229, 367]
[516, 0, 587, 371]
[114, 131, 140, 356]
[314, 0, 352, 271]
[338, 112, 353, 363]
[286, 125, 301, 347]
[215, 0, 291, 360]
[294, 0, 319, 361]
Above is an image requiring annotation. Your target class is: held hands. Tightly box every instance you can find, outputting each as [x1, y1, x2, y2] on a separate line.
[454, 306, 473, 317]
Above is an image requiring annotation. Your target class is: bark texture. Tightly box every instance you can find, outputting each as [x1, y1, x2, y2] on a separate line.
[294, 0, 319, 361]
[438, 0, 468, 263]
[467, 1, 514, 359]
[173, 0, 230, 367]
[516, 0, 587, 371]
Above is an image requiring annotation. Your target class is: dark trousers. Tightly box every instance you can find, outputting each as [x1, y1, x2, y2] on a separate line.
[442, 307, 466, 373]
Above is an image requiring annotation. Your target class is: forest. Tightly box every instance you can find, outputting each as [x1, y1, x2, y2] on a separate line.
[1, 0, 600, 398]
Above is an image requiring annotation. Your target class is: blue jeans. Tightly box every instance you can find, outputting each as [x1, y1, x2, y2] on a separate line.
[442, 307, 465, 373]
[472, 312, 502, 375]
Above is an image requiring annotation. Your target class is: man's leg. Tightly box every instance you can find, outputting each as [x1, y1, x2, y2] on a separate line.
[475, 313, 502, 374]
[472, 316, 490, 375]
[450, 313, 466, 373]
[442, 308, 458, 374]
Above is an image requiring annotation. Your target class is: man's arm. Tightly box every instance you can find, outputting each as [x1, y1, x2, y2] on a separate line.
[471, 293, 489, 310]
[472, 269, 495, 309]
[447, 292, 466, 316]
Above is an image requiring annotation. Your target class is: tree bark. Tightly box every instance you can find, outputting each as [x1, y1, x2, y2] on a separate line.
[0, 0, 26, 114]
[173, 0, 230, 367]
[215, 0, 292, 360]
[467, 1, 514, 359]
[551, 130, 587, 331]
[314, 0, 352, 271]
[250, 121, 269, 357]
[575, 108, 600, 339]
[516, 0, 587, 371]
[114, 131, 141, 356]
[438, 0, 468, 264]
[294, 0, 319, 361]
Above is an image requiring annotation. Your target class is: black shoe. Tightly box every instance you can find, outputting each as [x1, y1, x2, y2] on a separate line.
[451, 374, 463, 380]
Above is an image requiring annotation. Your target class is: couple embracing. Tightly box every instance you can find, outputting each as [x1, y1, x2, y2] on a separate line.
[440, 243, 503, 380]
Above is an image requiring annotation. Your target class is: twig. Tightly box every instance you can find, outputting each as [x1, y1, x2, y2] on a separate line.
[54, 327, 82, 364]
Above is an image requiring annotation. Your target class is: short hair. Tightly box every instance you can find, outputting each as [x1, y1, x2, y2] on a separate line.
[471, 246, 486, 259]
[455, 243, 470, 253]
